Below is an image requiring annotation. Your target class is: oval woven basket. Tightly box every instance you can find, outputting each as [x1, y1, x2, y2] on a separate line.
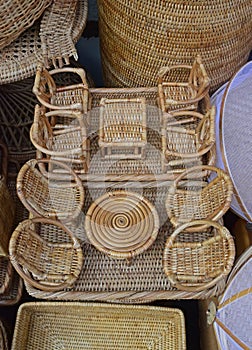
[85, 190, 160, 260]
[163, 220, 236, 292]
[9, 217, 84, 291]
[98, 0, 252, 91]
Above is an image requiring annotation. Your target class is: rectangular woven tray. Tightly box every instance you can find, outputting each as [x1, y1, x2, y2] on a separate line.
[25, 87, 224, 302]
[11, 302, 186, 350]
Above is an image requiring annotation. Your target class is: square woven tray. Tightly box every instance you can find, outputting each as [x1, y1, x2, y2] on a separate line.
[12, 302, 186, 350]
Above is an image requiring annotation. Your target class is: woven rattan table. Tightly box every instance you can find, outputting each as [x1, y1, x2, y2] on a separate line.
[25, 87, 229, 302]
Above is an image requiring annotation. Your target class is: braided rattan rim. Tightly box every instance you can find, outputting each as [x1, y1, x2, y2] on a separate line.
[163, 219, 236, 292]
[9, 217, 83, 292]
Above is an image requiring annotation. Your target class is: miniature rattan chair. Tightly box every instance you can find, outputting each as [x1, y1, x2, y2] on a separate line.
[99, 98, 147, 159]
[30, 105, 89, 174]
[16, 158, 84, 223]
[33, 64, 90, 115]
[9, 217, 83, 291]
[163, 220, 235, 292]
[161, 107, 215, 173]
[166, 165, 233, 231]
[158, 55, 210, 112]
[85, 190, 160, 260]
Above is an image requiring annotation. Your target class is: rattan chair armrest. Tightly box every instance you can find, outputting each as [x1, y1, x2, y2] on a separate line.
[50, 67, 89, 88]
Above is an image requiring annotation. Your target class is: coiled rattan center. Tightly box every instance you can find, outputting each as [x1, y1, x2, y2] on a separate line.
[85, 190, 159, 259]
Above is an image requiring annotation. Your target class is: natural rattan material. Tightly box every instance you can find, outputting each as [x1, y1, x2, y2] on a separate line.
[158, 56, 210, 112]
[163, 220, 235, 292]
[161, 107, 215, 173]
[166, 165, 233, 230]
[98, 0, 252, 91]
[40, 0, 78, 68]
[0, 0, 51, 50]
[0, 0, 87, 84]
[9, 217, 84, 292]
[0, 319, 8, 350]
[30, 105, 89, 174]
[85, 190, 159, 259]
[99, 98, 147, 159]
[16, 158, 84, 222]
[0, 141, 15, 256]
[0, 257, 13, 295]
[33, 64, 90, 114]
[11, 302, 186, 350]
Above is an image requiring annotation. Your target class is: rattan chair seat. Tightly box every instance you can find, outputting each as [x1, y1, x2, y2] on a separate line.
[163, 220, 235, 292]
[166, 165, 233, 230]
[16, 158, 84, 222]
[9, 217, 84, 291]
[0, 0, 87, 84]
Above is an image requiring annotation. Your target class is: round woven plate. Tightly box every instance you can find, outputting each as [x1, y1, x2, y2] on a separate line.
[85, 190, 160, 259]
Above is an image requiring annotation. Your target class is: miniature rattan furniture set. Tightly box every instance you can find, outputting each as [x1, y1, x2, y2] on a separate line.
[9, 217, 83, 291]
[163, 220, 235, 292]
[99, 97, 147, 159]
[19, 72, 236, 301]
[30, 104, 89, 174]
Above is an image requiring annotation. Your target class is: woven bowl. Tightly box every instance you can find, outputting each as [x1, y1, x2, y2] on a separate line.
[9, 217, 83, 291]
[163, 220, 235, 292]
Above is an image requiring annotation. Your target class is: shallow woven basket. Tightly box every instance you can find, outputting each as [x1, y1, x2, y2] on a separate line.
[166, 165, 233, 231]
[98, 0, 252, 91]
[0, 0, 51, 50]
[0, 141, 15, 256]
[0, 319, 8, 350]
[85, 190, 160, 260]
[0, 0, 87, 84]
[11, 302, 186, 350]
[9, 217, 84, 292]
[163, 220, 236, 292]
[16, 158, 84, 223]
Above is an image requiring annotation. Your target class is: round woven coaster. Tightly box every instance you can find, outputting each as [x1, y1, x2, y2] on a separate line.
[85, 190, 160, 259]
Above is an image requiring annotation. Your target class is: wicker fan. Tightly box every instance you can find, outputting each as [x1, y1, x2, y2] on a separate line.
[212, 61, 252, 222]
[211, 246, 252, 349]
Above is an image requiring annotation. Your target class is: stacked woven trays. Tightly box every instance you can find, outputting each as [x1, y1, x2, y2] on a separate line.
[8, 58, 236, 301]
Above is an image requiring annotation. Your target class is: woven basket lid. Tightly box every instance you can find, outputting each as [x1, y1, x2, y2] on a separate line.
[212, 246, 252, 349]
[211, 61, 252, 222]
[0, 0, 87, 84]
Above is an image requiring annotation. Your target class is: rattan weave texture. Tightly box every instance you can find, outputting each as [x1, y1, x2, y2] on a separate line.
[11, 302, 186, 350]
[0, 0, 51, 50]
[0, 0, 87, 84]
[98, 0, 252, 91]
[0, 319, 8, 350]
